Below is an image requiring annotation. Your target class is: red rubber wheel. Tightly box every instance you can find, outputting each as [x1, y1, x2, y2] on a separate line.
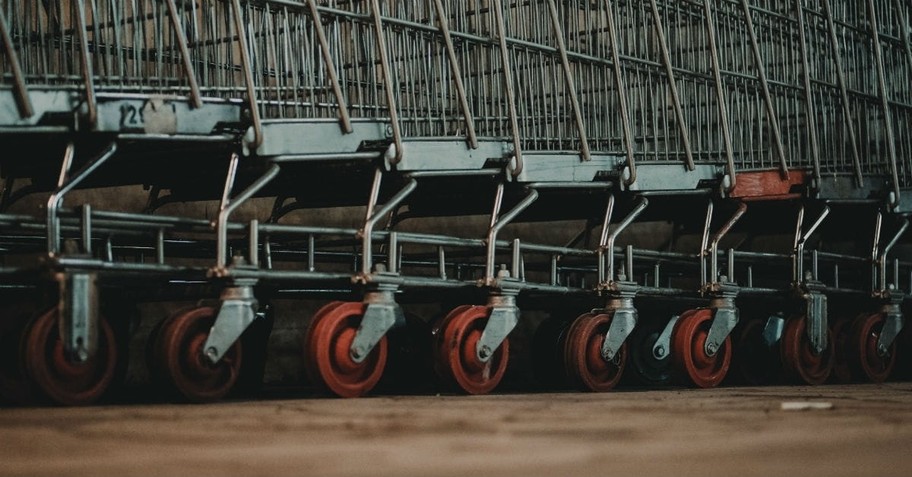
[304, 302, 387, 398]
[780, 315, 833, 385]
[23, 308, 117, 406]
[159, 306, 242, 403]
[847, 312, 896, 383]
[434, 305, 508, 395]
[564, 313, 626, 392]
[671, 309, 731, 388]
[302, 301, 346, 387]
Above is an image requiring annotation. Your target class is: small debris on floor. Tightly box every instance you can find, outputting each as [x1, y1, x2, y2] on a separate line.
[780, 401, 834, 411]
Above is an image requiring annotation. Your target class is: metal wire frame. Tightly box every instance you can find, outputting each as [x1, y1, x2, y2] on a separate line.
[2, 0, 911, 187]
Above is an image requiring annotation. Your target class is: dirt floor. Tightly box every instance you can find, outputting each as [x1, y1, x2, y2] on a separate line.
[1, 383, 911, 477]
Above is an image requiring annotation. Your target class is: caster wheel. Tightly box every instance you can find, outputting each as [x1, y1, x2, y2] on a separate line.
[564, 313, 626, 392]
[433, 305, 508, 395]
[847, 312, 896, 383]
[780, 315, 833, 385]
[626, 319, 672, 387]
[303, 301, 387, 398]
[23, 308, 117, 406]
[732, 319, 779, 385]
[671, 309, 731, 388]
[159, 306, 242, 403]
[531, 316, 571, 389]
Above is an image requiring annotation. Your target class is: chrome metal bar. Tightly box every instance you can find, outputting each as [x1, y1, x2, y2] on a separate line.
[740, 0, 788, 179]
[361, 179, 417, 275]
[432, 0, 477, 149]
[0, 7, 32, 118]
[546, 0, 590, 162]
[794, 206, 830, 283]
[872, 212, 884, 292]
[307, 234, 315, 272]
[866, 0, 901, 206]
[604, 197, 648, 284]
[605, 0, 636, 186]
[821, 0, 864, 187]
[81, 204, 92, 255]
[47, 144, 117, 255]
[164, 0, 202, 109]
[156, 229, 165, 265]
[795, 0, 821, 182]
[249, 220, 259, 267]
[709, 202, 747, 285]
[879, 219, 909, 292]
[703, 0, 736, 191]
[597, 194, 616, 283]
[485, 189, 539, 280]
[231, 0, 263, 149]
[388, 232, 399, 274]
[364, 168, 384, 226]
[369, 0, 403, 164]
[307, 0, 352, 134]
[512, 238, 521, 279]
[216, 165, 280, 269]
[648, 0, 693, 171]
[700, 201, 714, 286]
[491, 0, 523, 176]
[438, 246, 446, 279]
[220, 154, 241, 215]
[74, 0, 97, 127]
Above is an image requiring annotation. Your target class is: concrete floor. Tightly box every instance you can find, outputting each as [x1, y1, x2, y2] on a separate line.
[1, 384, 910, 477]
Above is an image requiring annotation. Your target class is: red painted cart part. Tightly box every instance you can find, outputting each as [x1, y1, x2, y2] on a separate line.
[434, 305, 508, 395]
[160, 306, 242, 403]
[564, 313, 626, 392]
[302, 301, 346, 387]
[305, 302, 387, 398]
[780, 315, 833, 385]
[23, 308, 117, 406]
[848, 312, 896, 383]
[671, 309, 732, 388]
[729, 170, 807, 201]
[431, 305, 474, 384]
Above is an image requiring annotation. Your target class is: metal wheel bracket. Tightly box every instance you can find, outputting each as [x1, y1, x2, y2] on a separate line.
[600, 307, 637, 362]
[350, 288, 405, 363]
[476, 295, 519, 363]
[599, 290, 638, 361]
[877, 306, 904, 355]
[705, 306, 738, 357]
[804, 291, 828, 355]
[58, 272, 99, 363]
[203, 283, 259, 364]
[762, 315, 786, 347]
[652, 314, 680, 360]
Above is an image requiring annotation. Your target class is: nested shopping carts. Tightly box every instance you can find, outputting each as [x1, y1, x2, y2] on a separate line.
[0, 0, 910, 404]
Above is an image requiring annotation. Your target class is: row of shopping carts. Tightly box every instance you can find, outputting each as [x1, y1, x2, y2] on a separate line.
[0, 0, 910, 405]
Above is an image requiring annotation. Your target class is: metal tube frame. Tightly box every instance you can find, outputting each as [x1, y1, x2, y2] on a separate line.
[600, 196, 649, 285]
[0, 7, 33, 118]
[47, 143, 117, 255]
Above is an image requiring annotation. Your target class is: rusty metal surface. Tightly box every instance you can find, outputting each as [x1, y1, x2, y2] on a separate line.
[1, 384, 910, 477]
